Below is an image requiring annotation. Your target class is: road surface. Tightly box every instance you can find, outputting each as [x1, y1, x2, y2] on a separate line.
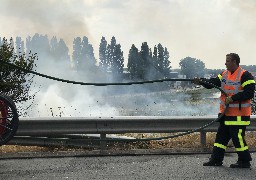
[1, 152, 256, 179]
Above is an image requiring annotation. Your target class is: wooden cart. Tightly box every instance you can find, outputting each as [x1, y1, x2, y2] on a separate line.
[0, 94, 19, 145]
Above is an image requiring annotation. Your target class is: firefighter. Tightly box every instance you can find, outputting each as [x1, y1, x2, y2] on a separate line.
[194, 53, 255, 168]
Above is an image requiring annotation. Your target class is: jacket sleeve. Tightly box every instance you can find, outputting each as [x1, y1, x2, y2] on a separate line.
[232, 71, 255, 101]
[200, 74, 222, 89]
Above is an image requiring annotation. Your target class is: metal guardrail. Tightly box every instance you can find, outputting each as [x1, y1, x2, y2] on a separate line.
[8, 115, 256, 150]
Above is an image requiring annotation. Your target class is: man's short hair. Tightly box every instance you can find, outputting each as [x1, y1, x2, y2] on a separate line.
[226, 53, 240, 65]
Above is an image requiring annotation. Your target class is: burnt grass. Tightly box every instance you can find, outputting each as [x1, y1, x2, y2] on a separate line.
[1, 132, 256, 153]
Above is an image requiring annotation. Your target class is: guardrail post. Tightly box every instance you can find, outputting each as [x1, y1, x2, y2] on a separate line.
[200, 132, 206, 146]
[100, 133, 107, 150]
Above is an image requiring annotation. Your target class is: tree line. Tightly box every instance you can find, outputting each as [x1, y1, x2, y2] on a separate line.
[0, 34, 206, 81]
[1, 34, 256, 102]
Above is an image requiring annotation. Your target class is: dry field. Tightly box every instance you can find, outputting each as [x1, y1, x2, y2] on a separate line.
[1, 132, 256, 153]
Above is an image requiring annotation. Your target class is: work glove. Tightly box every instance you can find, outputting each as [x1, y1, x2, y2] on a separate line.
[225, 96, 233, 104]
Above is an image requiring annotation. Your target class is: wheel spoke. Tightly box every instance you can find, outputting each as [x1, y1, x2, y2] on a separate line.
[0, 116, 14, 120]
[0, 123, 13, 131]
[0, 94, 19, 145]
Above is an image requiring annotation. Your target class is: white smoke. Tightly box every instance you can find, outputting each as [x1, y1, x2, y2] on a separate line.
[31, 83, 119, 117]
[2, 0, 247, 117]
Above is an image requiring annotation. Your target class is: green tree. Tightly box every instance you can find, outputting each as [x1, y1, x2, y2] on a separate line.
[50, 36, 58, 59]
[25, 36, 32, 56]
[50, 36, 70, 64]
[163, 47, 171, 77]
[150, 45, 159, 79]
[106, 36, 124, 80]
[99, 36, 108, 72]
[156, 43, 165, 78]
[72, 36, 97, 73]
[127, 44, 142, 80]
[72, 37, 82, 70]
[81, 37, 96, 68]
[107, 36, 116, 71]
[26, 34, 51, 69]
[179, 57, 205, 78]
[58, 39, 70, 64]
[0, 38, 37, 103]
[26, 33, 51, 57]
[140, 42, 150, 80]
[15, 37, 25, 55]
[147, 44, 171, 80]
[152, 46, 158, 67]
[112, 44, 124, 80]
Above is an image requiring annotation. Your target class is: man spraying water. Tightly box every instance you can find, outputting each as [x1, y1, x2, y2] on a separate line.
[194, 53, 255, 168]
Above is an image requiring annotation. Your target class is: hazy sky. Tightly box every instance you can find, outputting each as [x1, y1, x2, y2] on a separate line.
[0, 0, 255, 69]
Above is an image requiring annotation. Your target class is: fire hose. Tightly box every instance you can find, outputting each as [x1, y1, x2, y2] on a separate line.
[0, 61, 228, 142]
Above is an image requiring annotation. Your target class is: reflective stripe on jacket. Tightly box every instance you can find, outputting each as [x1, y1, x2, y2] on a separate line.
[218, 67, 252, 125]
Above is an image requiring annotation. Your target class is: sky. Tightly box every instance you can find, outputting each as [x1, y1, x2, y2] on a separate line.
[3, 0, 250, 117]
[0, 0, 256, 69]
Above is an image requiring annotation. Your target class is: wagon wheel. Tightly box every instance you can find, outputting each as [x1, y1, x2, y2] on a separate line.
[0, 94, 19, 145]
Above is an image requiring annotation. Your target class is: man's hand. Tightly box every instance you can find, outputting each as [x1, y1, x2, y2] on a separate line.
[192, 78, 201, 85]
[225, 96, 233, 104]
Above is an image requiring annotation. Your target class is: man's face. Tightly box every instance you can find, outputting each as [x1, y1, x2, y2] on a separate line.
[225, 56, 237, 72]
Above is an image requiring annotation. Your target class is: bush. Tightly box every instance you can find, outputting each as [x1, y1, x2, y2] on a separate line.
[0, 38, 37, 115]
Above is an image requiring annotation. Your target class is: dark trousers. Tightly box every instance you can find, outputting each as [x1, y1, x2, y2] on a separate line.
[211, 123, 252, 162]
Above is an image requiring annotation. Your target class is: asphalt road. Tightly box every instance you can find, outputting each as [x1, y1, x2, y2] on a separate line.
[1, 152, 256, 180]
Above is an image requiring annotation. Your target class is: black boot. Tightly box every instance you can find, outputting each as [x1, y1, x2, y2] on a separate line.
[203, 158, 223, 166]
[230, 161, 251, 168]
